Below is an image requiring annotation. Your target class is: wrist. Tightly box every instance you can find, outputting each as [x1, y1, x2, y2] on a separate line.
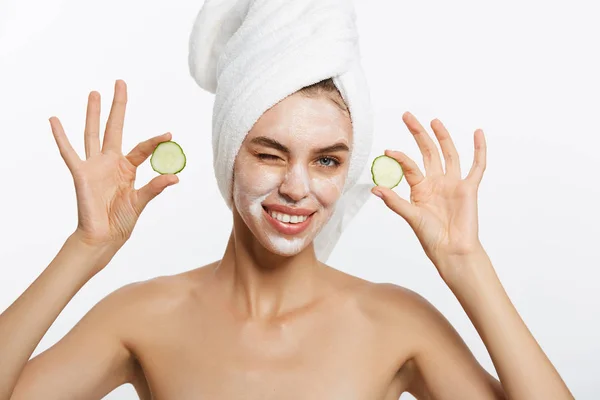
[69, 229, 124, 254]
[436, 245, 491, 289]
[60, 231, 121, 279]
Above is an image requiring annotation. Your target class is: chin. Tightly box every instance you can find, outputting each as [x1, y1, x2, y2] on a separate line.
[260, 234, 311, 257]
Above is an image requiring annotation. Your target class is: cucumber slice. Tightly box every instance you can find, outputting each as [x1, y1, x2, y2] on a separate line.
[371, 155, 403, 189]
[150, 141, 186, 174]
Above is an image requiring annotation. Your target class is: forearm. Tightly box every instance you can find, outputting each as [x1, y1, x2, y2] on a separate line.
[0, 231, 117, 400]
[439, 249, 574, 400]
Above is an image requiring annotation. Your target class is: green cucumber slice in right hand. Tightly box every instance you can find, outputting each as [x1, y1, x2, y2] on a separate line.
[150, 141, 186, 174]
[371, 155, 403, 189]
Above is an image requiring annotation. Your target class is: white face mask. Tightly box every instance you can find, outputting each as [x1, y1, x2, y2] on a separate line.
[232, 91, 352, 257]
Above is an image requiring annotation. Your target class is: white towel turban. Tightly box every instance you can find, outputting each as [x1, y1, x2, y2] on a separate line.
[188, 0, 374, 262]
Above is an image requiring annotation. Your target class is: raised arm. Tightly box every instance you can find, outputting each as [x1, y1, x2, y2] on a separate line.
[0, 80, 178, 400]
[373, 112, 573, 399]
[7, 240, 137, 399]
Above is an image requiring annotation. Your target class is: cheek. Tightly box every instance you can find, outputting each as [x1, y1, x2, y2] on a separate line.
[310, 174, 345, 207]
[233, 162, 282, 213]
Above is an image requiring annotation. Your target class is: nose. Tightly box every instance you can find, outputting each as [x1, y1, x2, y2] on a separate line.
[278, 164, 310, 202]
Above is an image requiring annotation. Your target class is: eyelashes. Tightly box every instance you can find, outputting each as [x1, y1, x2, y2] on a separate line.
[256, 153, 341, 169]
[257, 153, 280, 161]
[316, 156, 340, 168]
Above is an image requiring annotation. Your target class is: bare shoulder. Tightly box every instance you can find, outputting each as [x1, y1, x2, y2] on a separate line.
[103, 262, 218, 326]
[92, 263, 218, 397]
[347, 280, 439, 334]
[11, 264, 217, 400]
[365, 283, 453, 330]
[349, 281, 504, 398]
[349, 280, 468, 360]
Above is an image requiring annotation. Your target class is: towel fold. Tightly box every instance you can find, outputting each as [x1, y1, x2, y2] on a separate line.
[189, 0, 374, 262]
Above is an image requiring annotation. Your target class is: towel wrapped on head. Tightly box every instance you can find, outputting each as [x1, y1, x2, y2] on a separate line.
[188, 0, 374, 262]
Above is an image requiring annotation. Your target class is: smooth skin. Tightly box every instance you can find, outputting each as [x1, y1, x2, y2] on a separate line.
[1, 80, 573, 399]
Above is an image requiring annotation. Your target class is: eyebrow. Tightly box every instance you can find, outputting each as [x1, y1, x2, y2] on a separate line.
[316, 143, 351, 154]
[250, 137, 289, 153]
[249, 136, 350, 154]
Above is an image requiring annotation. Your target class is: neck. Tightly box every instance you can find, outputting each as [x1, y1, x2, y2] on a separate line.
[215, 217, 325, 320]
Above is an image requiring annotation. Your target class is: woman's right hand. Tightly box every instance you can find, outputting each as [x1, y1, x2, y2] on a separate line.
[49, 79, 179, 251]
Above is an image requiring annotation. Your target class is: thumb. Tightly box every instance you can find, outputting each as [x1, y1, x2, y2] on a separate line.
[372, 186, 419, 226]
[136, 174, 179, 211]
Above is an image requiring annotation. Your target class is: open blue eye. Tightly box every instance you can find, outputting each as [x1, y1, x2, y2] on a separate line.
[318, 157, 340, 168]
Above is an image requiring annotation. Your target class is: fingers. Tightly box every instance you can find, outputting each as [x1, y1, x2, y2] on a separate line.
[84, 91, 101, 159]
[136, 174, 179, 212]
[102, 80, 127, 153]
[372, 186, 419, 226]
[430, 118, 461, 178]
[126, 132, 172, 167]
[466, 129, 487, 185]
[49, 117, 81, 171]
[384, 150, 424, 187]
[402, 112, 443, 176]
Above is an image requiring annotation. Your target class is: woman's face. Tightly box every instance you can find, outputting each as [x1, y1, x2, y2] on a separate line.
[232, 91, 353, 257]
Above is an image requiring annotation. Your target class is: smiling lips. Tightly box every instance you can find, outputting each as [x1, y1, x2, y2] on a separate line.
[262, 204, 315, 235]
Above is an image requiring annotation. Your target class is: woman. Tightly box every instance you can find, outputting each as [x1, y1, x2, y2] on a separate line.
[1, 0, 574, 399]
[0, 77, 574, 399]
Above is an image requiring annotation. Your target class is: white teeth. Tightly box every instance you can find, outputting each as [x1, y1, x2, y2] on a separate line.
[269, 210, 308, 224]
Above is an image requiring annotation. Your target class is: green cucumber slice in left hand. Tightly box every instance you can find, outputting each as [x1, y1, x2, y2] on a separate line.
[150, 141, 186, 174]
[371, 155, 403, 189]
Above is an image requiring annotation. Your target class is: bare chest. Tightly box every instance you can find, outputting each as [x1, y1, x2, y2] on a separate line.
[129, 308, 409, 400]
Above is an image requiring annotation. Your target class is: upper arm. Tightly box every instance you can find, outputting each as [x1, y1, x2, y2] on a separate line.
[11, 285, 139, 400]
[397, 288, 506, 400]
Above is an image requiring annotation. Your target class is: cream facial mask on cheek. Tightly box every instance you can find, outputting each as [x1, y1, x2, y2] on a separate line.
[234, 163, 280, 219]
[311, 174, 344, 206]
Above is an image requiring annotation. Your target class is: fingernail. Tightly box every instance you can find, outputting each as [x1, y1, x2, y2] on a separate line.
[372, 189, 383, 198]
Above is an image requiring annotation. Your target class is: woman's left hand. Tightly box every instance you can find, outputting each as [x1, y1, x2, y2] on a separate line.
[372, 112, 487, 281]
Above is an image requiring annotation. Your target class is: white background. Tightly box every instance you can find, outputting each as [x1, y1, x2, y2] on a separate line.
[1, 0, 599, 398]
